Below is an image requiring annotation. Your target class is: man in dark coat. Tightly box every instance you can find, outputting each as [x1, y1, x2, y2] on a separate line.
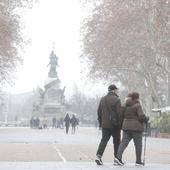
[70, 114, 78, 134]
[95, 84, 123, 165]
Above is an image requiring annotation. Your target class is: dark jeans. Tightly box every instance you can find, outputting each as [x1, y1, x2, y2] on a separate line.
[96, 127, 121, 157]
[71, 126, 76, 134]
[66, 125, 70, 134]
[117, 130, 143, 163]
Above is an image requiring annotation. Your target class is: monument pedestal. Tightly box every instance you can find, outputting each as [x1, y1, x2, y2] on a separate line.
[43, 77, 66, 119]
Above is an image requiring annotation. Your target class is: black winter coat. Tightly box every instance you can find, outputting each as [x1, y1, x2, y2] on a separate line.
[97, 92, 122, 128]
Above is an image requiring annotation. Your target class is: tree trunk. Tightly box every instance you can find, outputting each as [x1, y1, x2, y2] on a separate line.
[146, 72, 161, 108]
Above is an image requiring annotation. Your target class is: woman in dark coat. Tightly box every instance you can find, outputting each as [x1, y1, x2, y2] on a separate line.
[64, 113, 71, 134]
[115, 92, 149, 166]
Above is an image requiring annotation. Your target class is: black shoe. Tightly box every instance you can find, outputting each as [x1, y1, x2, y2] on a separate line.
[135, 161, 144, 166]
[95, 155, 103, 165]
[114, 157, 124, 166]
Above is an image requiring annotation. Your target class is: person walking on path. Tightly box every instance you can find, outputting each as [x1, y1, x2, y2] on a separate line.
[52, 117, 57, 128]
[64, 113, 71, 134]
[114, 92, 149, 166]
[70, 114, 78, 134]
[95, 84, 123, 165]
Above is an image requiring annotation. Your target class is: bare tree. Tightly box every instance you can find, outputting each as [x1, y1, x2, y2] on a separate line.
[69, 84, 100, 122]
[0, 0, 33, 85]
[81, 0, 170, 110]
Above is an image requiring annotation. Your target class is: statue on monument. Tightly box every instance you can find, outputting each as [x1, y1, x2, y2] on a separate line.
[47, 50, 58, 78]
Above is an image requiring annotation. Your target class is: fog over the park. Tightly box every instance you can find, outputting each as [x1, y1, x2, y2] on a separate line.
[0, 0, 170, 139]
[0, 2, 170, 169]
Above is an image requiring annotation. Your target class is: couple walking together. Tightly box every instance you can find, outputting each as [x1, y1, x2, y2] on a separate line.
[95, 84, 149, 166]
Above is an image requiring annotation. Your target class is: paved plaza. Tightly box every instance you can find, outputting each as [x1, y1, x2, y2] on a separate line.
[0, 127, 169, 169]
[0, 162, 170, 170]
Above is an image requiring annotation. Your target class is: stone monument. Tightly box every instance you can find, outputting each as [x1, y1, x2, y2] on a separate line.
[42, 50, 66, 119]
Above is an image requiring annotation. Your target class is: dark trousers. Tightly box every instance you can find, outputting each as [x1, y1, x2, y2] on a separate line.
[66, 125, 70, 134]
[96, 127, 121, 157]
[71, 126, 76, 134]
[117, 130, 142, 163]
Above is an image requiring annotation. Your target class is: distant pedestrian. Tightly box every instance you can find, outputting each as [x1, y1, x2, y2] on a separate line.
[42, 117, 48, 129]
[95, 84, 123, 165]
[36, 117, 40, 129]
[56, 119, 60, 128]
[52, 117, 57, 128]
[64, 113, 71, 134]
[59, 117, 64, 129]
[114, 92, 149, 166]
[70, 114, 78, 134]
[30, 117, 34, 128]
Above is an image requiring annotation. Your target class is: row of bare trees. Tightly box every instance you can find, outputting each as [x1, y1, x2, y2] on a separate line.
[81, 0, 170, 113]
[68, 85, 100, 122]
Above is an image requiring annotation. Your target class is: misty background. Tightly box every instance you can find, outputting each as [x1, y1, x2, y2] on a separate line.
[0, 0, 170, 135]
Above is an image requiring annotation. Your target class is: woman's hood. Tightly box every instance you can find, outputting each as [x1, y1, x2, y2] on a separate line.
[125, 98, 138, 107]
